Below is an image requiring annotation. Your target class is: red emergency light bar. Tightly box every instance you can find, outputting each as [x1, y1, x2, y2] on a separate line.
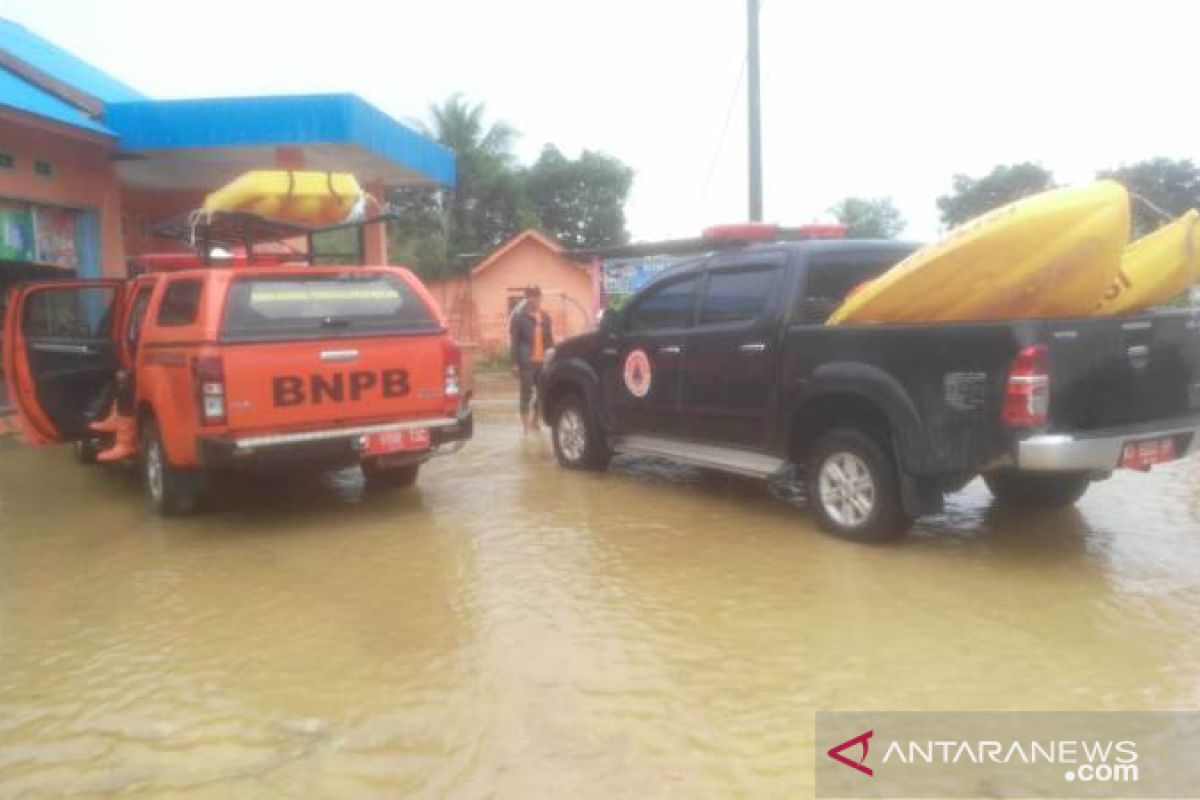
[567, 222, 849, 260]
[701, 222, 848, 243]
[796, 223, 850, 240]
[128, 251, 296, 275]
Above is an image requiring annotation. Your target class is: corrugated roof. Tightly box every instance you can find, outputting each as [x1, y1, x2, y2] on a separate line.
[0, 17, 144, 103]
[106, 94, 456, 188]
[0, 18, 453, 186]
[0, 66, 114, 135]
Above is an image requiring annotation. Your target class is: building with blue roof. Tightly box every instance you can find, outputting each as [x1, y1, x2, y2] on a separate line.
[0, 16, 455, 283]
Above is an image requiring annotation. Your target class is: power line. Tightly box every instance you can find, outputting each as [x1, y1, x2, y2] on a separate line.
[699, 0, 767, 216]
[699, 52, 748, 207]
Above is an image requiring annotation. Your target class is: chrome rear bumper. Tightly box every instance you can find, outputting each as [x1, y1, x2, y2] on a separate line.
[198, 410, 473, 468]
[233, 416, 463, 451]
[1017, 418, 1200, 472]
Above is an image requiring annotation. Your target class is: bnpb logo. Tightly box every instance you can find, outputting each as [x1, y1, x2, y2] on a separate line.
[623, 349, 652, 398]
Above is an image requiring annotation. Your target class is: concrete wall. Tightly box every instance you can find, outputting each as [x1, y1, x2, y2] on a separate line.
[0, 109, 124, 275]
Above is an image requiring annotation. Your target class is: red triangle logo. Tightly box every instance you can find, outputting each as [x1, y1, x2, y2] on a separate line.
[827, 730, 874, 776]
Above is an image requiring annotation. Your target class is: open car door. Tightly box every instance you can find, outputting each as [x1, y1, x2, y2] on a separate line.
[2, 281, 123, 444]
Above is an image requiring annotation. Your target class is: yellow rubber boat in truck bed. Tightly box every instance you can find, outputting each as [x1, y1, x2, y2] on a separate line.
[1095, 209, 1200, 315]
[828, 180, 1130, 324]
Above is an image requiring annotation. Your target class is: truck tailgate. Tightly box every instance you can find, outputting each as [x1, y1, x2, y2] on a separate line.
[1046, 311, 1200, 431]
[218, 270, 449, 432]
[221, 337, 447, 430]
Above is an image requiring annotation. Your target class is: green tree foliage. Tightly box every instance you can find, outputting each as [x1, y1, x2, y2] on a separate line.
[936, 163, 1055, 229]
[525, 145, 634, 250]
[386, 95, 527, 278]
[386, 96, 631, 278]
[828, 196, 905, 239]
[1099, 158, 1200, 237]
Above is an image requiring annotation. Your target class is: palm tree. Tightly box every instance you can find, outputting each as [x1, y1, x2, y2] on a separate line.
[420, 95, 524, 259]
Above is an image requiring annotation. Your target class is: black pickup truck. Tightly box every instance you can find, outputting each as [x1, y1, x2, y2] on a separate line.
[539, 239, 1200, 541]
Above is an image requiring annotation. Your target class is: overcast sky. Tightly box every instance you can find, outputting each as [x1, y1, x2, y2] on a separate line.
[5, 0, 1199, 242]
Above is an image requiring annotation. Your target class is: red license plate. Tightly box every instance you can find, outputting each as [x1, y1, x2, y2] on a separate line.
[1119, 437, 1177, 469]
[364, 428, 430, 456]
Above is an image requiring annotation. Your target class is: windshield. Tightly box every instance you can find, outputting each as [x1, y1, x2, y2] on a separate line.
[221, 272, 439, 341]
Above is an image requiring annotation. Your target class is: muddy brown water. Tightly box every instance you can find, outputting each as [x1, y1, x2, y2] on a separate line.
[1, 379, 1199, 798]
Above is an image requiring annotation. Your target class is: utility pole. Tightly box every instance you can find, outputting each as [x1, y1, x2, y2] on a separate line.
[747, 0, 763, 221]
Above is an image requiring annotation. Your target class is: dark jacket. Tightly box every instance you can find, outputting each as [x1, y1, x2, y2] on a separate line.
[509, 304, 554, 365]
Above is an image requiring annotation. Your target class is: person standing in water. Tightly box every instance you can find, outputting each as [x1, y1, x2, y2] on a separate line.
[509, 285, 554, 433]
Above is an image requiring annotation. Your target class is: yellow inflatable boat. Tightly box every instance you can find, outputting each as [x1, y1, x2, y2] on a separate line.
[828, 181, 1131, 325]
[1095, 209, 1200, 315]
[202, 171, 366, 229]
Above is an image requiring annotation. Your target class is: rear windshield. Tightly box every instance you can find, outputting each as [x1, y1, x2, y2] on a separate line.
[221, 272, 439, 341]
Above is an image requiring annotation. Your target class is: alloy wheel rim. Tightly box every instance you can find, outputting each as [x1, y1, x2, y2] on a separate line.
[557, 409, 587, 462]
[818, 451, 876, 528]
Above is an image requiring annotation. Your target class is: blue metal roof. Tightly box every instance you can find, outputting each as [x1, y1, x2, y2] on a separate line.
[105, 94, 455, 187]
[0, 66, 114, 135]
[0, 19, 452, 186]
[0, 17, 145, 104]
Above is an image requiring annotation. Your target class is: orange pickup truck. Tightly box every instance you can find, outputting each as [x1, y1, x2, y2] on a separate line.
[2, 262, 472, 513]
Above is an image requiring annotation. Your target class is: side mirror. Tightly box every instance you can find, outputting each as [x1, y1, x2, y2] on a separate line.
[597, 308, 616, 331]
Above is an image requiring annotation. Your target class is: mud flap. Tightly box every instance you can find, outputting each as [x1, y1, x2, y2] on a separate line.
[898, 470, 944, 517]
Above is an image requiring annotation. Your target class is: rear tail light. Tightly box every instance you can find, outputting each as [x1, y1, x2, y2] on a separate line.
[1002, 344, 1050, 428]
[443, 339, 462, 415]
[192, 355, 227, 426]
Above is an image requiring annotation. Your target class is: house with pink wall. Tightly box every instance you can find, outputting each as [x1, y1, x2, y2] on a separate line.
[427, 229, 598, 361]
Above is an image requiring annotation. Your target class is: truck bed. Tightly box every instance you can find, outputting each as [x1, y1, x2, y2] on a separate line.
[779, 308, 1200, 477]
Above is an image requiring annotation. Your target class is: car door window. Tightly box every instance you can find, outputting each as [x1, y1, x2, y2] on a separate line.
[698, 267, 778, 326]
[626, 276, 699, 332]
[23, 287, 116, 339]
[12, 284, 122, 442]
[126, 285, 154, 351]
[157, 279, 203, 327]
[795, 249, 915, 324]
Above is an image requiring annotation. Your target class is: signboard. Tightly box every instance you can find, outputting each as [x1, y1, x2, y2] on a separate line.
[0, 202, 79, 268]
[0, 201, 35, 262]
[33, 206, 78, 268]
[601, 255, 690, 296]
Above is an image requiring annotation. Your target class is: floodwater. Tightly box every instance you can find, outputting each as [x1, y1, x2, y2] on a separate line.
[1, 379, 1199, 799]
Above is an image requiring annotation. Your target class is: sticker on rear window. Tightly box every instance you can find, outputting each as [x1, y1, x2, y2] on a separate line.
[249, 286, 401, 304]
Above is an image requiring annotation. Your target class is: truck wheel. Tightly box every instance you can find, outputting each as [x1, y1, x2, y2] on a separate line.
[141, 418, 199, 516]
[808, 427, 911, 542]
[984, 470, 1090, 509]
[362, 460, 420, 489]
[551, 392, 611, 471]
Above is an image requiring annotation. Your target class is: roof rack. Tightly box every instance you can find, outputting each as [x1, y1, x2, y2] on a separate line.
[153, 212, 310, 251]
[150, 211, 398, 266]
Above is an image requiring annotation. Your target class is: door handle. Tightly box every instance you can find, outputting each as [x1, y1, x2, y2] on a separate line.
[32, 342, 93, 355]
[739, 342, 767, 353]
[657, 345, 682, 355]
[320, 349, 359, 362]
